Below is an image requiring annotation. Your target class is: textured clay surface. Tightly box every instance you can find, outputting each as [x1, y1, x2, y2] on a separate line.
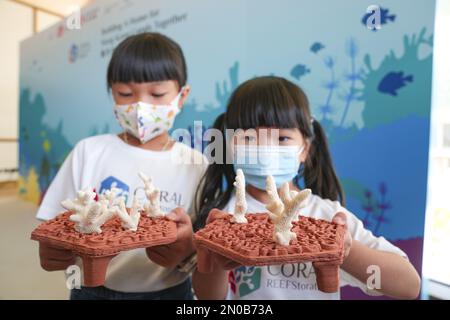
[31, 211, 177, 287]
[194, 212, 346, 293]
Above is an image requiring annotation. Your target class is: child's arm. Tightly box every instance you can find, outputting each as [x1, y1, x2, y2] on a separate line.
[333, 212, 421, 299]
[193, 250, 241, 299]
[341, 239, 421, 299]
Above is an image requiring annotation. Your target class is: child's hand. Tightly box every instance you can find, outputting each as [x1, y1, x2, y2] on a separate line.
[210, 251, 242, 270]
[331, 212, 352, 259]
[39, 244, 76, 271]
[146, 207, 195, 268]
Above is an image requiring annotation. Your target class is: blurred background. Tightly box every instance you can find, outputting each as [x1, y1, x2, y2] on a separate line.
[0, 0, 449, 300]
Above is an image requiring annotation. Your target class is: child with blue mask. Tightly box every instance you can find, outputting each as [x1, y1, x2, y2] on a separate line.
[193, 76, 420, 300]
[233, 141, 305, 190]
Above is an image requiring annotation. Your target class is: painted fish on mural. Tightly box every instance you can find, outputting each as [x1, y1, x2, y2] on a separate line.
[310, 42, 325, 54]
[378, 71, 413, 96]
[290, 64, 311, 81]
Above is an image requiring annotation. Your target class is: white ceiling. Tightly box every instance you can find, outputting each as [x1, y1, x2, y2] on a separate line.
[10, 0, 93, 16]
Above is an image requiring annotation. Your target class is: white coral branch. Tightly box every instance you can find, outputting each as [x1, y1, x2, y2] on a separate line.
[62, 185, 143, 233]
[265, 175, 284, 221]
[101, 188, 122, 207]
[265, 176, 311, 246]
[61, 173, 167, 234]
[113, 196, 141, 231]
[62, 189, 114, 234]
[92, 199, 116, 227]
[231, 169, 248, 223]
[139, 171, 165, 218]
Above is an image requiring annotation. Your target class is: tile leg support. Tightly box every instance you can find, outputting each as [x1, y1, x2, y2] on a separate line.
[313, 261, 340, 293]
[81, 255, 116, 287]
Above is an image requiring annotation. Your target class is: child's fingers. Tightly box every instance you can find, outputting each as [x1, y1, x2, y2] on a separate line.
[332, 212, 353, 258]
[146, 245, 171, 257]
[223, 261, 241, 270]
[206, 209, 229, 224]
[213, 252, 241, 270]
[41, 260, 74, 271]
[40, 245, 75, 261]
[146, 247, 171, 266]
[166, 207, 191, 226]
[40, 254, 76, 271]
[146, 252, 168, 267]
[332, 211, 347, 226]
[146, 248, 164, 260]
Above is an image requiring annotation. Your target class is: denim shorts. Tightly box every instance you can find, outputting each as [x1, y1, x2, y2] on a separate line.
[70, 278, 194, 300]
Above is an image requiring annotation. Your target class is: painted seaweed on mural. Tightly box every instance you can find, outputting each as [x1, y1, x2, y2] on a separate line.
[18, 90, 72, 203]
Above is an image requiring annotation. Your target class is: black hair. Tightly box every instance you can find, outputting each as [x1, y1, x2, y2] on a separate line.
[107, 32, 187, 90]
[194, 76, 345, 231]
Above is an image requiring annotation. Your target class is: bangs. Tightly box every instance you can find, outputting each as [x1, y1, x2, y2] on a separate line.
[107, 33, 187, 88]
[225, 76, 304, 130]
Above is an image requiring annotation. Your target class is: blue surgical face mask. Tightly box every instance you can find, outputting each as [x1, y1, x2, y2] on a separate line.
[232, 145, 304, 190]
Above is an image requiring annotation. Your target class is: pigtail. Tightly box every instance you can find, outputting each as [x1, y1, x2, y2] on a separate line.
[303, 119, 345, 206]
[193, 113, 236, 231]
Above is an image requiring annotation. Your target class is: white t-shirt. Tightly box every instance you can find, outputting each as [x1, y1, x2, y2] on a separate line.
[36, 134, 208, 293]
[222, 191, 407, 300]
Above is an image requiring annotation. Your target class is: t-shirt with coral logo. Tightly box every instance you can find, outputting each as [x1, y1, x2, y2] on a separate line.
[222, 191, 407, 300]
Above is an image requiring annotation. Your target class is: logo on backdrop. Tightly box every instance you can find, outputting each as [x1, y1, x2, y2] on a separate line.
[68, 44, 78, 63]
[68, 42, 91, 63]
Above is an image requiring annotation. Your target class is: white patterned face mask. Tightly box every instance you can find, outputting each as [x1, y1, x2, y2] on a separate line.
[114, 89, 183, 144]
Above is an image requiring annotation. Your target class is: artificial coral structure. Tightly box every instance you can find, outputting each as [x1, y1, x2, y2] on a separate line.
[31, 173, 177, 287]
[231, 169, 248, 224]
[228, 172, 311, 246]
[61, 172, 166, 234]
[194, 173, 347, 293]
[266, 176, 311, 246]
[62, 188, 141, 233]
[139, 172, 166, 218]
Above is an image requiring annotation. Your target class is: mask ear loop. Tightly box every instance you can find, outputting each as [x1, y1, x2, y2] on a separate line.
[176, 86, 187, 107]
[161, 88, 186, 149]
